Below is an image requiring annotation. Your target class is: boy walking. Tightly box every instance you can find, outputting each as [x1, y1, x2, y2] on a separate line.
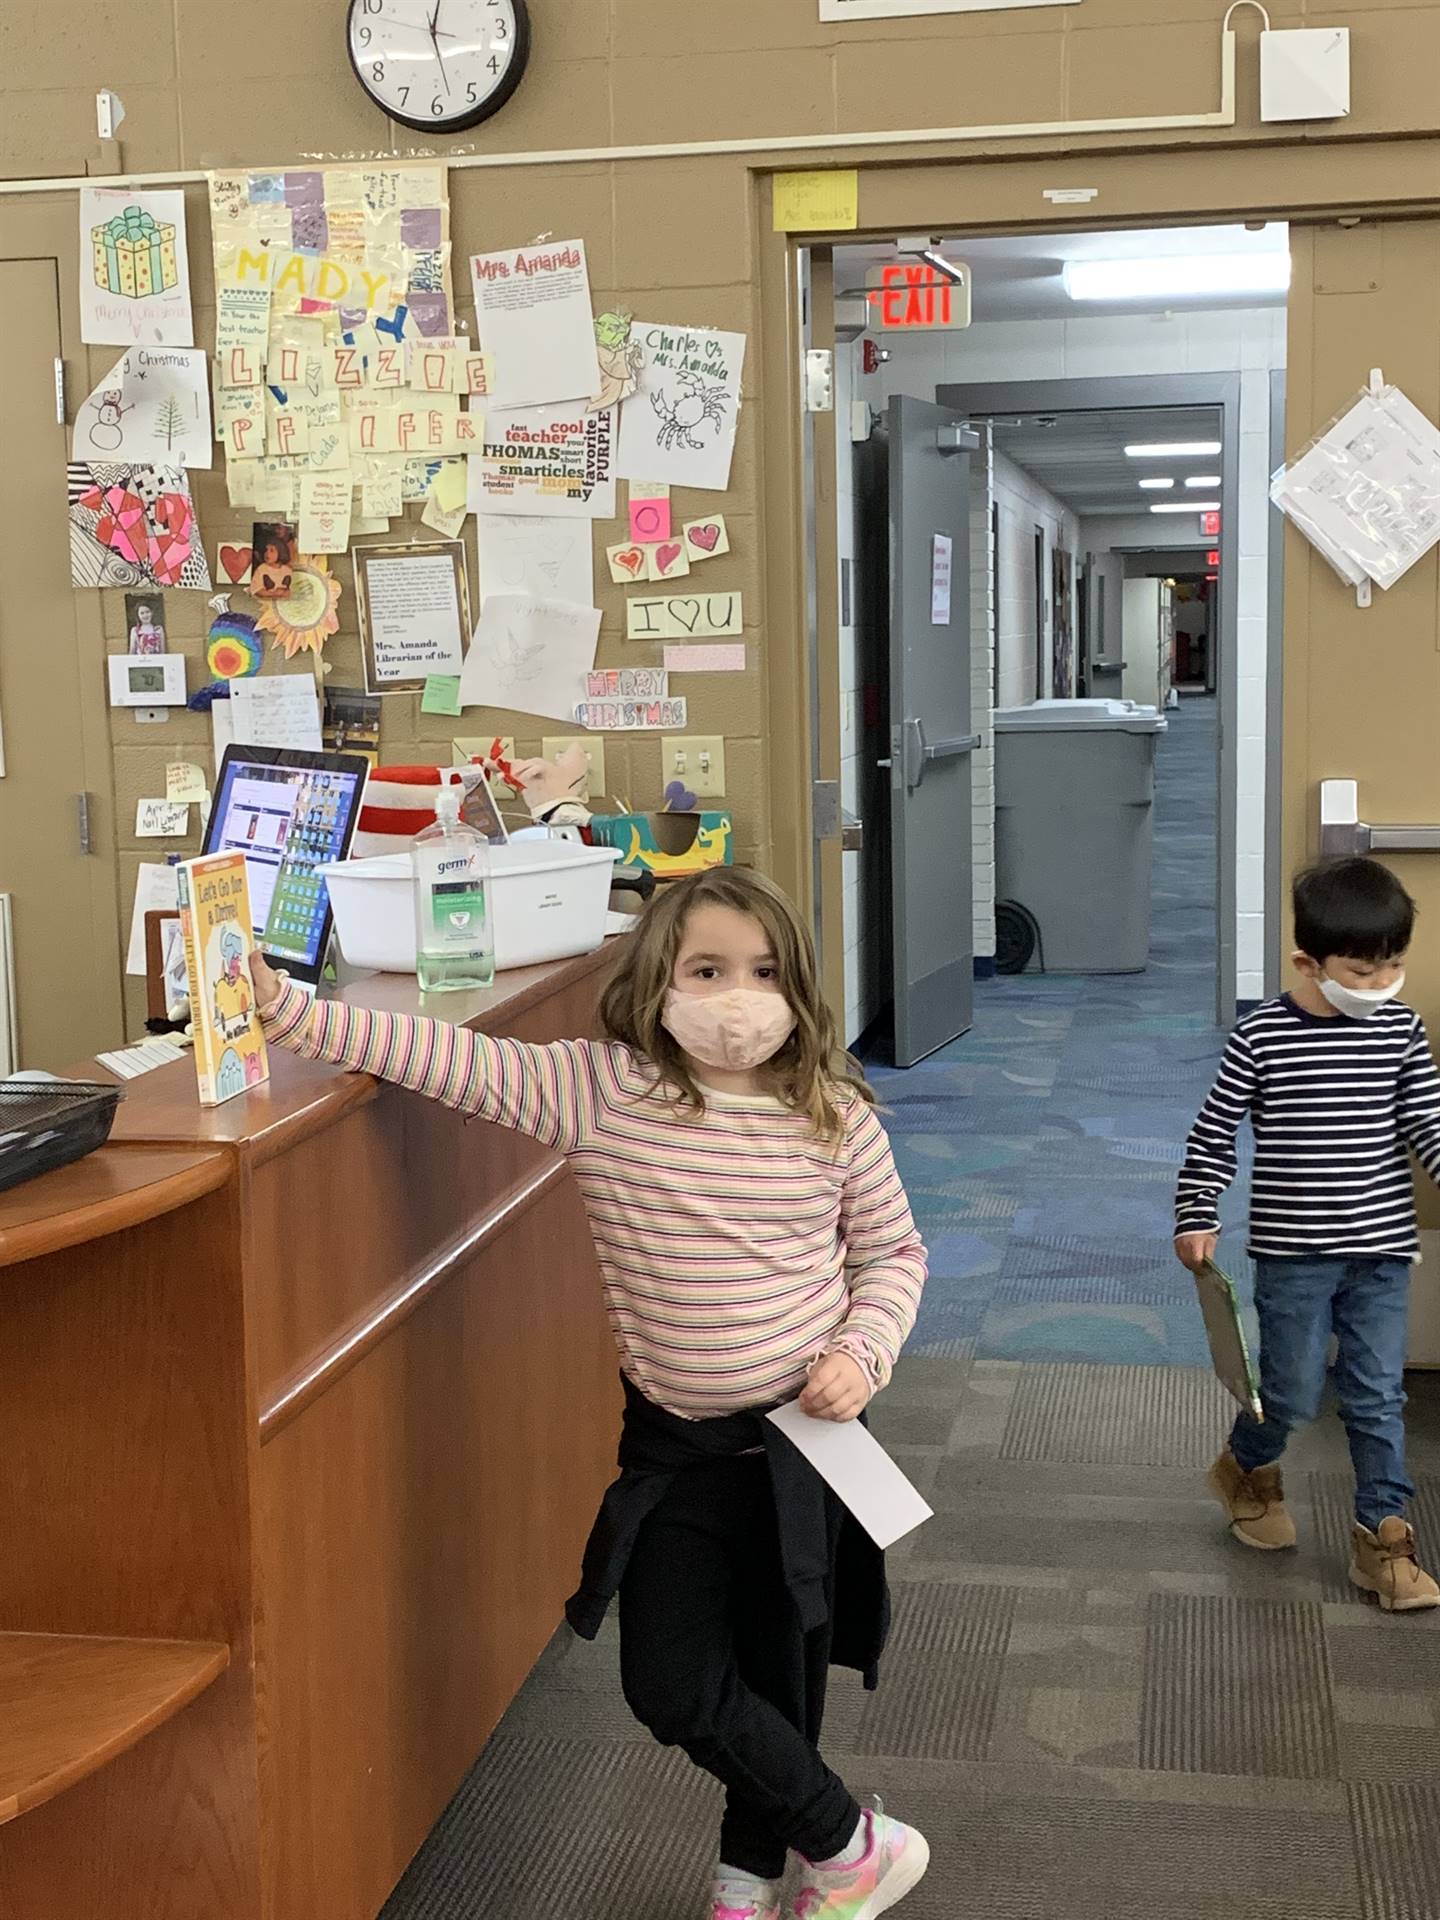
[1176, 857, 1440, 1612]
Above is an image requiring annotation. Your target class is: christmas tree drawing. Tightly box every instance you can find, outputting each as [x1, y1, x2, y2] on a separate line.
[154, 397, 186, 453]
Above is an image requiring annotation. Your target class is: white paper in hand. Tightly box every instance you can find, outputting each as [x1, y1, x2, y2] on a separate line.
[767, 1401, 933, 1550]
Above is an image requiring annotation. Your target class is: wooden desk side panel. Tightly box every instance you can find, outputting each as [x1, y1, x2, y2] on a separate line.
[0, 1187, 256, 1647]
[248, 962, 608, 1411]
[0, 1188, 262, 1919]
[257, 1172, 621, 1920]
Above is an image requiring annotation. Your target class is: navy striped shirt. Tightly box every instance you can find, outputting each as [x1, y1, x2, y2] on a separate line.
[1176, 995, 1440, 1257]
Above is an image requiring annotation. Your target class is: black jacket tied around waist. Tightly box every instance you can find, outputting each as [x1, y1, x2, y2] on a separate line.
[566, 1375, 891, 1691]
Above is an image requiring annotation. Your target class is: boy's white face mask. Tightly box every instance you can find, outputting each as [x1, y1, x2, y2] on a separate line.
[1318, 972, 1405, 1020]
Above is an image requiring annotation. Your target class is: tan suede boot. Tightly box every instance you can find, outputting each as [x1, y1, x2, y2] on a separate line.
[1350, 1517, 1440, 1612]
[1208, 1449, 1298, 1551]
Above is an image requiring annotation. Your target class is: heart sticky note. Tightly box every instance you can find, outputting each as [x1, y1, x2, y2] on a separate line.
[218, 541, 254, 584]
[648, 540, 690, 582]
[607, 542, 650, 585]
[683, 517, 730, 561]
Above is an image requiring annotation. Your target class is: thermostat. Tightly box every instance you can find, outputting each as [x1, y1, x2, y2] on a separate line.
[108, 654, 188, 708]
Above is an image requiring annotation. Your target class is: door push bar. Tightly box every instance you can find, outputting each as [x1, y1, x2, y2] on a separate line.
[1320, 778, 1440, 857]
[901, 717, 981, 790]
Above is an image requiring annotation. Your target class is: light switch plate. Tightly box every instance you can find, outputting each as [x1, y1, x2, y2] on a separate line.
[663, 736, 726, 797]
[541, 736, 606, 797]
[1260, 28, 1350, 123]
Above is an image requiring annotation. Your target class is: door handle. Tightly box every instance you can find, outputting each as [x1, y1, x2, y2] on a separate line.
[1320, 777, 1440, 856]
[902, 719, 978, 789]
[924, 733, 981, 762]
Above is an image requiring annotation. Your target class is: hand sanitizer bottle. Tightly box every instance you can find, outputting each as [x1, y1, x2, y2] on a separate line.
[412, 785, 495, 993]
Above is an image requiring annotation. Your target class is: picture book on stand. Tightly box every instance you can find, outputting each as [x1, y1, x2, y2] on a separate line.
[176, 851, 270, 1106]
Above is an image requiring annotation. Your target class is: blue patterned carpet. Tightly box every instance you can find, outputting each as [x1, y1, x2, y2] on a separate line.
[871, 697, 1249, 1370]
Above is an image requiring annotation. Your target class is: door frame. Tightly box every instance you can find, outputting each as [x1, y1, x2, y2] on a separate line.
[1266, 367, 1287, 1001]
[0, 201, 123, 1057]
[758, 138, 1440, 1030]
[937, 373, 1243, 1025]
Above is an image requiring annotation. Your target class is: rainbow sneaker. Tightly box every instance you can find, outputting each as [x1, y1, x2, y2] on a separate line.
[712, 1875, 782, 1920]
[791, 1809, 930, 1919]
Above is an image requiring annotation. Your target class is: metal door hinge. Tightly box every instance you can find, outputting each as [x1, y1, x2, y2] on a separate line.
[76, 791, 93, 856]
[841, 810, 864, 853]
[812, 780, 840, 839]
[805, 350, 834, 413]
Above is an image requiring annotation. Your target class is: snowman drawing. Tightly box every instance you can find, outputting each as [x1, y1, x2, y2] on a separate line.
[86, 389, 132, 453]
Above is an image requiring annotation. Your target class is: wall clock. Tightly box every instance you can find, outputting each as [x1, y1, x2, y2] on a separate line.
[347, 0, 531, 133]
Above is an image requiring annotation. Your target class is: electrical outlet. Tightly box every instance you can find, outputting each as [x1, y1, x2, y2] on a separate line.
[452, 735, 513, 766]
[663, 736, 726, 798]
[542, 736, 606, 796]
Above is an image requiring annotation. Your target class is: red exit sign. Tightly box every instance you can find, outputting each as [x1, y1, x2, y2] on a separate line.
[865, 261, 972, 332]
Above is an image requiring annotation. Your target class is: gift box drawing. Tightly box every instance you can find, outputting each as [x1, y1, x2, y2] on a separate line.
[91, 204, 179, 301]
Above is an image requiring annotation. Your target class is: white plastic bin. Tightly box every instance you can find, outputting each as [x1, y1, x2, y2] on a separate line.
[320, 840, 621, 976]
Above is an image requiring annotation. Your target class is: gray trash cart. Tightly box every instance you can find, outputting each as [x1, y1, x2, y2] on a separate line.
[993, 698, 1168, 973]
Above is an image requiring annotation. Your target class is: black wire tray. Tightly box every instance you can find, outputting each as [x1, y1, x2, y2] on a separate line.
[0, 1081, 123, 1199]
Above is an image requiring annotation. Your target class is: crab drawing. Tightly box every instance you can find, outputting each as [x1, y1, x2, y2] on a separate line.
[650, 369, 728, 455]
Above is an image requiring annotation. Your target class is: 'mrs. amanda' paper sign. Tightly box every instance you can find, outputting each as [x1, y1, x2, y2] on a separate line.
[820, 0, 1076, 18]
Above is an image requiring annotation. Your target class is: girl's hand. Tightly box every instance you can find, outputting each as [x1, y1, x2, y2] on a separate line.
[1175, 1231, 1219, 1274]
[250, 951, 285, 1017]
[801, 1351, 872, 1423]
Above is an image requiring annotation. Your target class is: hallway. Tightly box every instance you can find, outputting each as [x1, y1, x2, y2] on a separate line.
[384, 700, 1440, 1920]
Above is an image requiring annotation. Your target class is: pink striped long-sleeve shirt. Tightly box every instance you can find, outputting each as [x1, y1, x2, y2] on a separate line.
[263, 982, 927, 1419]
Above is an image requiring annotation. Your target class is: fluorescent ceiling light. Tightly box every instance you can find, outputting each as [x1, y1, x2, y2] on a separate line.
[1138, 478, 1175, 491]
[1126, 441, 1222, 459]
[1063, 252, 1290, 303]
[1184, 474, 1221, 487]
[1151, 501, 1219, 514]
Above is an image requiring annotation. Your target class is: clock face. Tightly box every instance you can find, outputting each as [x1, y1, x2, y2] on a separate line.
[347, 0, 530, 133]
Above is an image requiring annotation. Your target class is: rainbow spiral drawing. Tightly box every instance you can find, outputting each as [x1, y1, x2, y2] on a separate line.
[206, 610, 264, 681]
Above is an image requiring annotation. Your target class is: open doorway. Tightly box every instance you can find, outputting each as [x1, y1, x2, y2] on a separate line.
[824, 220, 1287, 1056]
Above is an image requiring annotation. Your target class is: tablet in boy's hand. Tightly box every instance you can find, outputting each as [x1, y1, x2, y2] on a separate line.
[1194, 1258, 1264, 1421]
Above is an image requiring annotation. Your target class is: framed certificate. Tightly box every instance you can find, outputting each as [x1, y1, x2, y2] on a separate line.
[353, 541, 472, 696]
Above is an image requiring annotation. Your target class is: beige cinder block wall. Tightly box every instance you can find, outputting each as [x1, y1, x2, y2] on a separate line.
[4, 1, 1440, 1038]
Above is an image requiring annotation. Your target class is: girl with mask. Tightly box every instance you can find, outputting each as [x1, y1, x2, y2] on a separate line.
[1175, 856, 1440, 1611]
[251, 868, 929, 1920]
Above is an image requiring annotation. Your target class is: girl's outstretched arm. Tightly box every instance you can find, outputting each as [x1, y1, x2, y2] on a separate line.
[253, 959, 593, 1153]
[828, 1100, 928, 1395]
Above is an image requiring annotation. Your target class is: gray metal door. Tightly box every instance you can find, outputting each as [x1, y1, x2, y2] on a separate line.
[886, 396, 977, 1067]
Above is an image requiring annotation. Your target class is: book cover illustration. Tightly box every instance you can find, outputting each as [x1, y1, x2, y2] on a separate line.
[176, 852, 270, 1107]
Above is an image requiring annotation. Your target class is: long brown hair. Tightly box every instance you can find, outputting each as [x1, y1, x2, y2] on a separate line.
[599, 868, 874, 1142]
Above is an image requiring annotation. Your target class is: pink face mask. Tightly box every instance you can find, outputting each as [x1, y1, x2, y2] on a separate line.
[661, 988, 797, 1072]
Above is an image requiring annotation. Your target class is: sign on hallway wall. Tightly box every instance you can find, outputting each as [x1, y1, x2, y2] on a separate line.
[820, 0, 1077, 19]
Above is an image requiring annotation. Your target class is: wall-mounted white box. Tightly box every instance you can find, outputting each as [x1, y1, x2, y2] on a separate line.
[1260, 29, 1350, 124]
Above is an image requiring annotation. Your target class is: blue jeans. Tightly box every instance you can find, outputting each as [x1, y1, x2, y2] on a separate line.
[1230, 1256, 1414, 1532]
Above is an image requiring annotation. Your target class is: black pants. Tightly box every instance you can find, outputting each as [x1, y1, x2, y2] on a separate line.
[618, 1451, 861, 1882]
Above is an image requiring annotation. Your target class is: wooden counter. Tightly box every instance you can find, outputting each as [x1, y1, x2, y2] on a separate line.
[0, 945, 623, 1920]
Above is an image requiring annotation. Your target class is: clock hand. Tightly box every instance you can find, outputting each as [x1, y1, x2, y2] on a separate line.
[373, 12, 457, 37]
[426, 0, 452, 92]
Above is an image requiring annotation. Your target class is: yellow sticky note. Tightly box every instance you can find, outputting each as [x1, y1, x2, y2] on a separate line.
[773, 169, 859, 233]
[165, 763, 208, 805]
[433, 459, 467, 513]
[422, 492, 467, 540]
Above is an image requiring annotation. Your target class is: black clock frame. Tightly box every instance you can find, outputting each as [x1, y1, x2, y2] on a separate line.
[346, 0, 531, 134]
